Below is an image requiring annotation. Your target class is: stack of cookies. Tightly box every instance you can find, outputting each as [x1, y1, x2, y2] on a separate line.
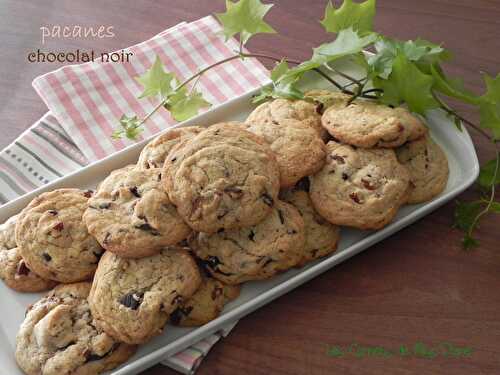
[1, 89, 449, 375]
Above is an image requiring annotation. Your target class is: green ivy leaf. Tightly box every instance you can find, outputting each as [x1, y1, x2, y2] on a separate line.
[453, 200, 482, 250]
[454, 201, 483, 232]
[368, 38, 449, 79]
[478, 101, 500, 140]
[287, 28, 377, 78]
[112, 114, 143, 140]
[478, 158, 500, 188]
[270, 59, 289, 81]
[135, 56, 176, 99]
[454, 198, 500, 249]
[252, 86, 274, 104]
[216, 0, 276, 46]
[430, 64, 479, 105]
[373, 52, 438, 114]
[483, 73, 500, 102]
[253, 60, 304, 103]
[478, 74, 500, 140]
[320, 0, 375, 34]
[490, 201, 500, 212]
[462, 235, 479, 250]
[166, 89, 211, 122]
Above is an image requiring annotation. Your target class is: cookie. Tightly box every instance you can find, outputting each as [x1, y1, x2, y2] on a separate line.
[170, 274, 240, 327]
[88, 248, 202, 344]
[189, 200, 305, 284]
[247, 97, 329, 140]
[280, 186, 340, 265]
[396, 134, 449, 204]
[16, 189, 104, 283]
[0, 214, 17, 249]
[163, 123, 281, 233]
[321, 100, 427, 148]
[243, 119, 326, 188]
[304, 90, 351, 114]
[0, 215, 57, 293]
[83, 165, 191, 258]
[15, 282, 136, 375]
[309, 141, 411, 229]
[137, 126, 203, 169]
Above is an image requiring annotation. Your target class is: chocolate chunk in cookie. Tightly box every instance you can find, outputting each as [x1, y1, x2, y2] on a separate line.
[15, 282, 136, 375]
[88, 248, 201, 344]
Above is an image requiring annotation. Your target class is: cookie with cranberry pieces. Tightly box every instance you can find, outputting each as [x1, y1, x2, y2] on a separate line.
[170, 274, 240, 327]
[189, 200, 305, 284]
[280, 185, 340, 266]
[83, 165, 191, 258]
[16, 188, 104, 283]
[0, 215, 57, 292]
[396, 134, 449, 204]
[137, 126, 203, 169]
[15, 282, 136, 375]
[163, 123, 280, 233]
[309, 141, 411, 229]
[246, 96, 329, 140]
[321, 99, 427, 148]
[88, 248, 201, 344]
[243, 119, 326, 188]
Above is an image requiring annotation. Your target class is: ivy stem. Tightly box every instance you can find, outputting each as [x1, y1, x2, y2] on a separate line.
[432, 92, 498, 246]
[313, 68, 352, 93]
[467, 148, 499, 241]
[361, 88, 383, 96]
[325, 64, 365, 87]
[348, 81, 367, 105]
[239, 52, 353, 94]
[138, 52, 363, 129]
[433, 93, 492, 141]
[136, 54, 245, 129]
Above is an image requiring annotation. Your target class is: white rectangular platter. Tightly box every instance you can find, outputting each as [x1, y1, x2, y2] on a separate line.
[0, 61, 479, 375]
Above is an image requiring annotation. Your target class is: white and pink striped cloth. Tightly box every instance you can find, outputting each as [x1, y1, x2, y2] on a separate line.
[0, 15, 269, 374]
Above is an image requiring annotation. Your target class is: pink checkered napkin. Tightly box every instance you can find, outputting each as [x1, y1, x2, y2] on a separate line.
[26, 15, 270, 374]
[32, 15, 269, 162]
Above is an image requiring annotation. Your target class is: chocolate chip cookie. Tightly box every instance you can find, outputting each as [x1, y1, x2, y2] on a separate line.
[88, 248, 202, 344]
[243, 119, 326, 188]
[189, 200, 305, 284]
[170, 274, 240, 327]
[246, 97, 329, 140]
[0, 215, 57, 292]
[83, 165, 191, 258]
[16, 189, 104, 283]
[396, 134, 449, 204]
[163, 123, 281, 233]
[310, 141, 411, 229]
[137, 126, 203, 169]
[16, 282, 136, 375]
[321, 100, 427, 148]
[280, 186, 340, 265]
[304, 90, 351, 113]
